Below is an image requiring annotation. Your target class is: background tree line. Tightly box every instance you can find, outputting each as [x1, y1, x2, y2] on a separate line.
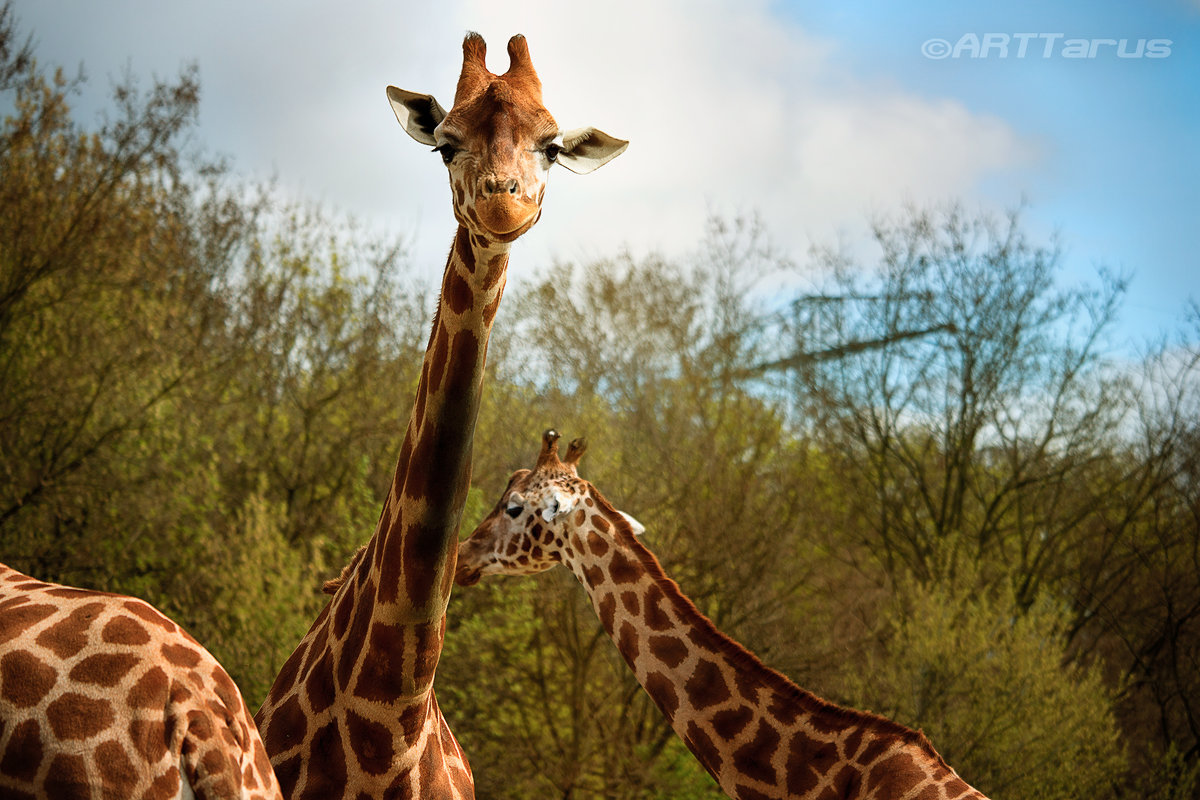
[2, 8, 1197, 798]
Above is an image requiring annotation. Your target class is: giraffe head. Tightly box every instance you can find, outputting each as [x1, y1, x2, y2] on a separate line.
[456, 429, 643, 585]
[387, 34, 627, 244]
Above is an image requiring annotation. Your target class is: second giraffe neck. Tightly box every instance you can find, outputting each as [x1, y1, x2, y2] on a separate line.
[562, 497, 956, 799]
[368, 225, 510, 623]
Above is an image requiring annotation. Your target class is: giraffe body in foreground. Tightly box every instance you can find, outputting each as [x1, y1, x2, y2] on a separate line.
[254, 35, 626, 799]
[456, 432, 990, 800]
[0, 563, 281, 800]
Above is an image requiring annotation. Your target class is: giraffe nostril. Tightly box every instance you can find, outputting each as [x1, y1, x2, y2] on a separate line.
[482, 176, 520, 197]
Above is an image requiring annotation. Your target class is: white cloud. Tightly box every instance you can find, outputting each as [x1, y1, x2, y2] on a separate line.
[788, 93, 1037, 228]
[12, 0, 1040, 280]
[432, 0, 1040, 273]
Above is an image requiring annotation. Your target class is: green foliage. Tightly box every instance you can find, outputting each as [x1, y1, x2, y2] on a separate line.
[2, 6, 1198, 796]
[0, 7, 420, 707]
[841, 564, 1125, 800]
[443, 571, 723, 800]
[798, 203, 1129, 587]
[1129, 745, 1200, 800]
[177, 489, 317, 706]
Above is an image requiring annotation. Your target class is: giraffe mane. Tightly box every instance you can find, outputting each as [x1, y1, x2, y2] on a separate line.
[322, 543, 369, 595]
[587, 487, 952, 767]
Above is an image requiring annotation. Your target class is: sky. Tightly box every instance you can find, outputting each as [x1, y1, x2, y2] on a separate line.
[8, 0, 1199, 348]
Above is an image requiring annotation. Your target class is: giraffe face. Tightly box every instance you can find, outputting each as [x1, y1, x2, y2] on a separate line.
[456, 431, 644, 586]
[455, 465, 588, 585]
[433, 79, 557, 242]
[387, 34, 628, 244]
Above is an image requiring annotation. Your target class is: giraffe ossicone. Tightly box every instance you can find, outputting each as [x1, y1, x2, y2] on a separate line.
[456, 431, 990, 800]
[254, 34, 626, 800]
[0, 563, 281, 800]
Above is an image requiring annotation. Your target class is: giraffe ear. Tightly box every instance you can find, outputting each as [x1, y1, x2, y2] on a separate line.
[386, 86, 446, 146]
[541, 491, 578, 522]
[556, 127, 629, 174]
[617, 511, 645, 537]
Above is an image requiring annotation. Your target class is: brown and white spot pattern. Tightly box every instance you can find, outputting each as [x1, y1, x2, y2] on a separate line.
[0, 562, 280, 800]
[254, 32, 625, 800]
[456, 432, 990, 800]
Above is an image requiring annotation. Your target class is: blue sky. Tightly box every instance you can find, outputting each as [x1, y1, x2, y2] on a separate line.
[8, 0, 1198, 348]
[785, 0, 1199, 336]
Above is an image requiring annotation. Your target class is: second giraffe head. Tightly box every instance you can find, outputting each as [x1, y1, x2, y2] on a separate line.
[456, 429, 644, 585]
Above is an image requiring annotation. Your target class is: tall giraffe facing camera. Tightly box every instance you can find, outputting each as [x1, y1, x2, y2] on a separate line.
[254, 34, 626, 799]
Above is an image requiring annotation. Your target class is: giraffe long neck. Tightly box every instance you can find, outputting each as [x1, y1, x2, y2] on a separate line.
[255, 226, 506, 799]
[562, 498, 987, 800]
[369, 224, 509, 622]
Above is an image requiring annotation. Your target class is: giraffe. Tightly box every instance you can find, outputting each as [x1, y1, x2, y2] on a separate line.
[253, 35, 626, 799]
[0, 562, 281, 800]
[455, 431, 991, 800]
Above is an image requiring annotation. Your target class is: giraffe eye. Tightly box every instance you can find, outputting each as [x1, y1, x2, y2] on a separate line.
[505, 503, 523, 518]
[543, 143, 561, 163]
[433, 144, 457, 164]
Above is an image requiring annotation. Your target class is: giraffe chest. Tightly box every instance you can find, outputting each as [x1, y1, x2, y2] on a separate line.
[268, 696, 473, 800]
[259, 608, 471, 800]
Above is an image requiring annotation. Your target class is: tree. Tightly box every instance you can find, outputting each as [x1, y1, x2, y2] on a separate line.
[794, 203, 1128, 592]
[0, 9, 428, 702]
[0, 21, 221, 576]
[1063, 311, 1200, 792]
[841, 562, 1125, 800]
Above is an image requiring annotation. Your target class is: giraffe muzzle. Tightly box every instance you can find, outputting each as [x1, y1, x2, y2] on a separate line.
[454, 563, 483, 587]
[475, 192, 539, 237]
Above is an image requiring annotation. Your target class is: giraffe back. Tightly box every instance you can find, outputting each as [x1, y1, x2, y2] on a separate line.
[0, 563, 281, 800]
